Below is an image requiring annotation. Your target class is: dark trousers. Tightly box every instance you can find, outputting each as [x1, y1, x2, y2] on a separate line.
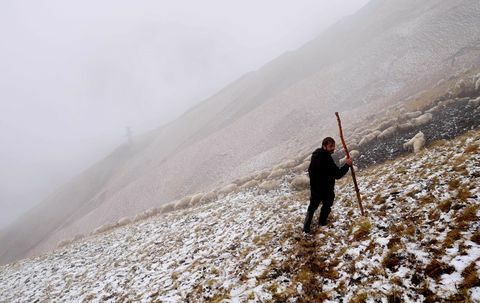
[307, 194, 334, 225]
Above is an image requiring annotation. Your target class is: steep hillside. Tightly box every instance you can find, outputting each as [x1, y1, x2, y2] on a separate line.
[1, 129, 478, 302]
[2, 0, 480, 265]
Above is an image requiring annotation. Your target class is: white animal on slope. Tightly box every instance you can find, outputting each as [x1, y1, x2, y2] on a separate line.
[340, 150, 360, 165]
[453, 79, 467, 96]
[290, 175, 310, 191]
[403, 131, 426, 153]
[468, 97, 480, 108]
[359, 130, 381, 146]
[398, 121, 414, 131]
[412, 113, 433, 127]
[400, 111, 422, 121]
[476, 78, 480, 92]
[378, 126, 398, 140]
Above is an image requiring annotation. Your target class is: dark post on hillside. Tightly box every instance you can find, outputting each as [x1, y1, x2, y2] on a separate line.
[335, 112, 365, 216]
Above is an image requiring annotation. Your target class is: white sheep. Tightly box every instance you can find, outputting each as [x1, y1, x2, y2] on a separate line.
[425, 104, 443, 114]
[259, 180, 280, 192]
[398, 121, 414, 131]
[274, 159, 297, 170]
[412, 113, 433, 127]
[175, 196, 192, 210]
[162, 203, 175, 213]
[403, 131, 426, 153]
[476, 78, 480, 92]
[400, 111, 422, 120]
[293, 161, 310, 173]
[268, 168, 286, 180]
[453, 79, 467, 96]
[378, 126, 398, 140]
[218, 184, 238, 197]
[233, 175, 253, 186]
[377, 118, 397, 131]
[199, 191, 217, 204]
[359, 130, 381, 146]
[240, 180, 258, 190]
[189, 193, 204, 206]
[340, 150, 360, 165]
[117, 217, 131, 226]
[93, 223, 116, 235]
[468, 97, 480, 107]
[291, 176, 310, 191]
[57, 239, 71, 248]
[255, 170, 271, 181]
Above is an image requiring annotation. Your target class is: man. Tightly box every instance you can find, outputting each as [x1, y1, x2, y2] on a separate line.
[303, 137, 353, 233]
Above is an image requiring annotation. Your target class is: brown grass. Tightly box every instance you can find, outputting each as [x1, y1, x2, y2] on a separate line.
[428, 209, 441, 221]
[405, 224, 416, 237]
[353, 218, 372, 241]
[460, 262, 480, 289]
[419, 193, 436, 206]
[373, 194, 386, 205]
[471, 231, 480, 244]
[438, 199, 452, 212]
[457, 187, 472, 202]
[442, 228, 461, 250]
[425, 259, 455, 281]
[448, 179, 461, 190]
[456, 205, 479, 226]
[382, 250, 402, 271]
[349, 292, 368, 303]
[464, 143, 479, 153]
[388, 290, 403, 303]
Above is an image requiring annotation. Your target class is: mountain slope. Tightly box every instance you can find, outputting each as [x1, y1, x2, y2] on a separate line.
[1, 129, 479, 302]
[2, 0, 480, 265]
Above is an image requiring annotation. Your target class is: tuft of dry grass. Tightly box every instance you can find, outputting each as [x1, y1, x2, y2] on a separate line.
[448, 179, 461, 190]
[424, 259, 455, 281]
[442, 228, 461, 250]
[457, 186, 472, 202]
[388, 289, 403, 303]
[428, 209, 441, 221]
[438, 199, 452, 212]
[353, 218, 372, 241]
[455, 205, 479, 227]
[405, 224, 416, 237]
[464, 143, 479, 153]
[349, 292, 368, 303]
[382, 250, 402, 271]
[373, 194, 386, 205]
[460, 262, 480, 289]
[471, 230, 480, 244]
[419, 193, 436, 206]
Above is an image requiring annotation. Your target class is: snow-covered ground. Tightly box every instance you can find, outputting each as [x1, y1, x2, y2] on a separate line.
[1, 129, 479, 302]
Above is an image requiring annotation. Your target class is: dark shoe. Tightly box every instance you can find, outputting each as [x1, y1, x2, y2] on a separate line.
[303, 211, 314, 233]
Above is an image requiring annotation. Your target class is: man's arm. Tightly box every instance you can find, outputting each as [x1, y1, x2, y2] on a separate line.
[332, 157, 352, 179]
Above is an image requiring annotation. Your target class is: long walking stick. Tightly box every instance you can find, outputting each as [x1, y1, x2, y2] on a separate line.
[335, 112, 365, 216]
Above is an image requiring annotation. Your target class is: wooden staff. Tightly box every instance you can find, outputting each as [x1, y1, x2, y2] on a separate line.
[335, 112, 365, 216]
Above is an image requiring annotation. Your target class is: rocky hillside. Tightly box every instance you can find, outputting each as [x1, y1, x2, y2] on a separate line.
[1, 128, 478, 302]
[2, 0, 480, 265]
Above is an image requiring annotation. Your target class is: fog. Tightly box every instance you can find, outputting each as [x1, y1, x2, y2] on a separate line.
[0, 0, 369, 229]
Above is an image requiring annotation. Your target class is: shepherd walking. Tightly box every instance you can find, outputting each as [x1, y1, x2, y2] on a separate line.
[303, 137, 353, 233]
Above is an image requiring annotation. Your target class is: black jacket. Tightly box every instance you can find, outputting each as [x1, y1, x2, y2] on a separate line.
[308, 148, 350, 198]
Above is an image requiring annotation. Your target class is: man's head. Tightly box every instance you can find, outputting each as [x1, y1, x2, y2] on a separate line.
[322, 137, 336, 154]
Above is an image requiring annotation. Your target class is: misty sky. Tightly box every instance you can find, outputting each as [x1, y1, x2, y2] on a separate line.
[0, 0, 369, 229]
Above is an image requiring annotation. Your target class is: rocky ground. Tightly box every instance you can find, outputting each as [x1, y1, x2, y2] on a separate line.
[0, 127, 479, 302]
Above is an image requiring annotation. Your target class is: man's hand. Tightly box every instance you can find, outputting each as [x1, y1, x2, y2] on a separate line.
[345, 157, 353, 167]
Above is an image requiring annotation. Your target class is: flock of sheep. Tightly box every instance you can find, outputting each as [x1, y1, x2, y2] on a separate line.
[57, 74, 480, 249]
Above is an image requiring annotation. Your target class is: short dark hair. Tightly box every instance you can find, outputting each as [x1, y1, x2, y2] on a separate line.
[322, 137, 335, 147]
